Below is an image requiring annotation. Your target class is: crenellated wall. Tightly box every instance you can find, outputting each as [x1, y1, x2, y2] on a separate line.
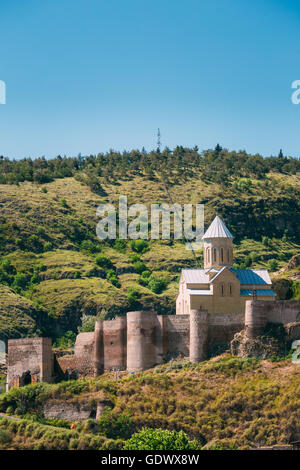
[6, 299, 300, 388]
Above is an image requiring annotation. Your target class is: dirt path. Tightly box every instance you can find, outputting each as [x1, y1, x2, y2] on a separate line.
[0, 413, 20, 421]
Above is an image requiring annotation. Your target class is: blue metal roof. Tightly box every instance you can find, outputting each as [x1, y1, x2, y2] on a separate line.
[240, 289, 276, 296]
[231, 269, 270, 285]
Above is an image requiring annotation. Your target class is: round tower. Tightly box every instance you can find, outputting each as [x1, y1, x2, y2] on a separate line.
[189, 309, 209, 362]
[202, 216, 234, 269]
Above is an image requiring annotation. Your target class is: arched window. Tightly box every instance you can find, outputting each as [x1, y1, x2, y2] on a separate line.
[220, 248, 224, 263]
[206, 248, 210, 264]
[229, 283, 232, 295]
[213, 248, 217, 262]
[221, 283, 224, 296]
[227, 249, 230, 262]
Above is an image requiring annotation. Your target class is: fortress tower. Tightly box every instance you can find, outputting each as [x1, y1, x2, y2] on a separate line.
[203, 215, 234, 269]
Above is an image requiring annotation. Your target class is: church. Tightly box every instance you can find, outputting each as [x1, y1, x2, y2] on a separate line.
[176, 216, 275, 315]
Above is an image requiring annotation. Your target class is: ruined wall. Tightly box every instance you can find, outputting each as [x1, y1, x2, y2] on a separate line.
[162, 315, 190, 359]
[43, 400, 93, 420]
[7, 338, 53, 390]
[56, 332, 94, 378]
[8, 300, 300, 387]
[245, 300, 300, 338]
[208, 313, 245, 355]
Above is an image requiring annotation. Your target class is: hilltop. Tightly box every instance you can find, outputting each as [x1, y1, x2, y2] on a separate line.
[0, 147, 299, 342]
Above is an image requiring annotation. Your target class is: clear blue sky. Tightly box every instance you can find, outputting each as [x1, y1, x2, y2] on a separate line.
[0, 0, 300, 159]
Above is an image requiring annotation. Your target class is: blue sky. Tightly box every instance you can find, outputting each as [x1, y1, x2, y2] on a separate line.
[0, 0, 300, 159]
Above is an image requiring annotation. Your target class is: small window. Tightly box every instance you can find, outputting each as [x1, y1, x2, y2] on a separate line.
[221, 283, 224, 296]
[227, 249, 230, 262]
[229, 283, 232, 295]
[213, 248, 217, 262]
[220, 248, 224, 262]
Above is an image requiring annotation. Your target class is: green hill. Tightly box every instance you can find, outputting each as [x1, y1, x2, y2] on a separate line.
[0, 355, 299, 450]
[0, 147, 299, 341]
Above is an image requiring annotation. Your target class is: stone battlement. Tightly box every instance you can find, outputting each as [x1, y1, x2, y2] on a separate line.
[6, 299, 300, 390]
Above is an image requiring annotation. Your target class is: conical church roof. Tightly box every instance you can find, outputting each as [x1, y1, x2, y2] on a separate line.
[202, 216, 234, 239]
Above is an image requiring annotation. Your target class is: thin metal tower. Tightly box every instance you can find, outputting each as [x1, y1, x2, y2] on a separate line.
[157, 128, 161, 151]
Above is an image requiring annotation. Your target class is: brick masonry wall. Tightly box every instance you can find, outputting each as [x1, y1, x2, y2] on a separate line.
[7, 338, 53, 389]
[163, 315, 190, 358]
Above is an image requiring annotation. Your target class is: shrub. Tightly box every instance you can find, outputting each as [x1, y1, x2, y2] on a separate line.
[0, 429, 12, 445]
[43, 242, 53, 251]
[262, 236, 271, 247]
[12, 272, 29, 290]
[80, 239, 101, 254]
[147, 275, 167, 294]
[54, 331, 77, 348]
[129, 254, 141, 263]
[133, 261, 147, 274]
[123, 428, 201, 450]
[78, 315, 97, 333]
[106, 269, 121, 288]
[95, 256, 114, 270]
[268, 259, 278, 271]
[130, 240, 149, 253]
[127, 287, 141, 305]
[59, 198, 68, 208]
[114, 239, 126, 252]
[97, 412, 134, 440]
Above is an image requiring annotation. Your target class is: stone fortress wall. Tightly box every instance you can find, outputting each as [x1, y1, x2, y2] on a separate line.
[6, 299, 300, 390]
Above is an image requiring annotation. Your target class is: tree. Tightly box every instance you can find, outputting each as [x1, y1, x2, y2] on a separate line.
[123, 428, 201, 450]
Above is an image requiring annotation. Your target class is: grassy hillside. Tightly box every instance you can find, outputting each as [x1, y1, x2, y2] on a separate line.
[0, 153, 299, 341]
[0, 355, 299, 450]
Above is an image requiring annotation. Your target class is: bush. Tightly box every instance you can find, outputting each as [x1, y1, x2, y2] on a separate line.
[53, 331, 77, 348]
[95, 256, 114, 270]
[133, 261, 147, 274]
[78, 315, 97, 333]
[59, 198, 68, 208]
[12, 272, 29, 290]
[127, 287, 141, 305]
[130, 240, 149, 253]
[97, 412, 134, 440]
[43, 242, 53, 251]
[0, 429, 12, 445]
[268, 259, 278, 271]
[123, 428, 201, 450]
[114, 239, 127, 252]
[106, 269, 121, 288]
[129, 254, 141, 263]
[80, 239, 101, 254]
[147, 275, 167, 294]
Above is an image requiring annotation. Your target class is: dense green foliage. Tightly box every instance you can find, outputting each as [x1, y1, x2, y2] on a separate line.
[1, 146, 299, 187]
[123, 428, 201, 450]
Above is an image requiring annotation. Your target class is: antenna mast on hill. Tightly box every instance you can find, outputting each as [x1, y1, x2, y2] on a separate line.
[157, 128, 161, 151]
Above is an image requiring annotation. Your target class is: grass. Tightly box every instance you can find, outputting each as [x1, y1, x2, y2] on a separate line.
[0, 355, 299, 449]
[0, 285, 37, 340]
